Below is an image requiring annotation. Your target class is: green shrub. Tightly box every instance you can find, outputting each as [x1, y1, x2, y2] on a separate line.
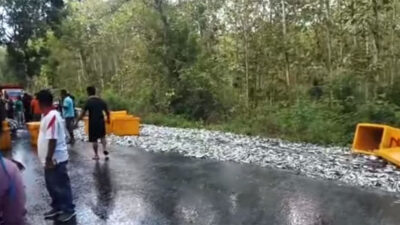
[103, 89, 131, 111]
[143, 113, 203, 128]
[275, 100, 347, 145]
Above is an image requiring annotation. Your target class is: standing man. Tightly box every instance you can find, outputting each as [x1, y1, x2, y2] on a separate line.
[76, 86, 110, 160]
[0, 92, 6, 123]
[68, 93, 77, 119]
[22, 93, 32, 122]
[31, 93, 41, 121]
[4, 93, 14, 119]
[61, 90, 75, 145]
[14, 96, 24, 127]
[37, 90, 75, 222]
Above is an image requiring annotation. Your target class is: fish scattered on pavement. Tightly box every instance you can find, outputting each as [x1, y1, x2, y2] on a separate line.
[75, 124, 400, 194]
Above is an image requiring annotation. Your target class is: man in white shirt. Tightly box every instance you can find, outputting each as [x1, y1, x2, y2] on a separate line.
[37, 90, 75, 222]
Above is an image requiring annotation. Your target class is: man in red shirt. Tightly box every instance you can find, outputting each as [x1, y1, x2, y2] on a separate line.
[31, 93, 41, 121]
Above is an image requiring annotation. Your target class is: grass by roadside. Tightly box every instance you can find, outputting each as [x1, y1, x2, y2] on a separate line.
[141, 112, 346, 146]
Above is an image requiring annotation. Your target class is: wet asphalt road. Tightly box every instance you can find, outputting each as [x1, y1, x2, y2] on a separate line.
[8, 132, 400, 225]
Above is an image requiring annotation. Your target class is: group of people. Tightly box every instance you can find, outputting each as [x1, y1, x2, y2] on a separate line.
[0, 86, 111, 224]
[0, 92, 47, 128]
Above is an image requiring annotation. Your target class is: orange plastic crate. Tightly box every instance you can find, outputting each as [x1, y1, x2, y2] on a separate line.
[110, 111, 128, 119]
[112, 116, 140, 136]
[0, 121, 11, 151]
[26, 122, 40, 147]
[83, 117, 89, 134]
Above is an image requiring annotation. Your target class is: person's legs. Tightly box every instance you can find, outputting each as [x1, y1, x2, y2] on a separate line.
[89, 120, 105, 159]
[44, 168, 60, 214]
[15, 112, 19, 126]
[24, 111, 30, 123]
[20, 111, 25, 124]
[66, 118, 75, 144]
[89, 123, 101, 160]
[92, 142, 99, 160]
[17, 112, 23, 127]
[101, 136, 108, 157]
[52, 162, 75, 222]
[33, 114, 41, 121]
[54, 162, 75, 213]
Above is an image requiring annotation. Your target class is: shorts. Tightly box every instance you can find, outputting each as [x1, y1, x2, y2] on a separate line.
[88, 120, 106, 142]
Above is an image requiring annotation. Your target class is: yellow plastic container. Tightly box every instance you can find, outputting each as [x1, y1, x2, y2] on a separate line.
[106, 120, 112, 134]
[352, 123, 400, 156]
[351, 123, 400, 168]
[84, 111, 139, 136]
[0, 121, 11, 151]
[26, 122, 40, 147]
[110, 111, 128, 119]
[112, 116, 140, 136]
[377, 148, 400, 166]
[84, 117, 89, 135]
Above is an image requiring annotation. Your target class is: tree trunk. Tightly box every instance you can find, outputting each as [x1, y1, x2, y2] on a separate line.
[350, 0, 357, 47]
[242, 2, 250, 109]
[324, 0, 332, 78]
[244, 38, 249, 108]
[76, 52, 82, 92]
[281, 0, 290, 87]
[390, 1, 396, 85]
[371, 0, 380, 66]
[338, 0, 344, 65]
[78, 49, 88, 87]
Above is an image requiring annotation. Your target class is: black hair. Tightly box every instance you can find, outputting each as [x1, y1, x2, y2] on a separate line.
[37, 89, 53, 107]
[61, 89, 67, 96]
[87, 86, 96, 96]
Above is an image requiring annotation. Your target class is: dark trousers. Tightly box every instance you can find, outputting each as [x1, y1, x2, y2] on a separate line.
[44, 161, 75, 213]
[32, 114, 41, 122]
[65, 118, 75, 142]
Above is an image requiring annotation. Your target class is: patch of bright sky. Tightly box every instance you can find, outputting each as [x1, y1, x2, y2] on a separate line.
[0, 6, 13, 40]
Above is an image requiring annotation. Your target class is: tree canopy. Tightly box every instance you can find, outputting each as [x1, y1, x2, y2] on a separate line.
[2, 0, 400, 145]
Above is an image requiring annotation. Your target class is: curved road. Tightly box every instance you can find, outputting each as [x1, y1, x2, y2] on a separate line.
[9, 132, 400, 225]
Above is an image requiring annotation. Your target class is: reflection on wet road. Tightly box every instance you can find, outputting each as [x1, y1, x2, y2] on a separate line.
[9, 133, 400, 225]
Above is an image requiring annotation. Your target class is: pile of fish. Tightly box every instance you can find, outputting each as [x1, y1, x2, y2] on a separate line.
[75, 124, 400, 193]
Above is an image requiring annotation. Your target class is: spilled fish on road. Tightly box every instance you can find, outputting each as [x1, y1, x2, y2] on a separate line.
[75, 123, 400, 194]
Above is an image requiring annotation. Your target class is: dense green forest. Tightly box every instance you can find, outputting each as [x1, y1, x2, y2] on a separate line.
[1, 0, 400, 145]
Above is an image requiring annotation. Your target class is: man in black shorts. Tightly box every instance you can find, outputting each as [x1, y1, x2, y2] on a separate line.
[76, 86, 110, 160]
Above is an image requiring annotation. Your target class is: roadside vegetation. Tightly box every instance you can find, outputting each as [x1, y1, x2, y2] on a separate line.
[2, 0, 400, 145]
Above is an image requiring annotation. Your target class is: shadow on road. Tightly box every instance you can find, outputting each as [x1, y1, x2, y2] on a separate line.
[92, 161, 115, 221]
[52, 217, 77, 225]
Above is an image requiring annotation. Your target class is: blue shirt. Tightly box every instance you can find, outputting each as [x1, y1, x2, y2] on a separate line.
[62, 96, 75, 118]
